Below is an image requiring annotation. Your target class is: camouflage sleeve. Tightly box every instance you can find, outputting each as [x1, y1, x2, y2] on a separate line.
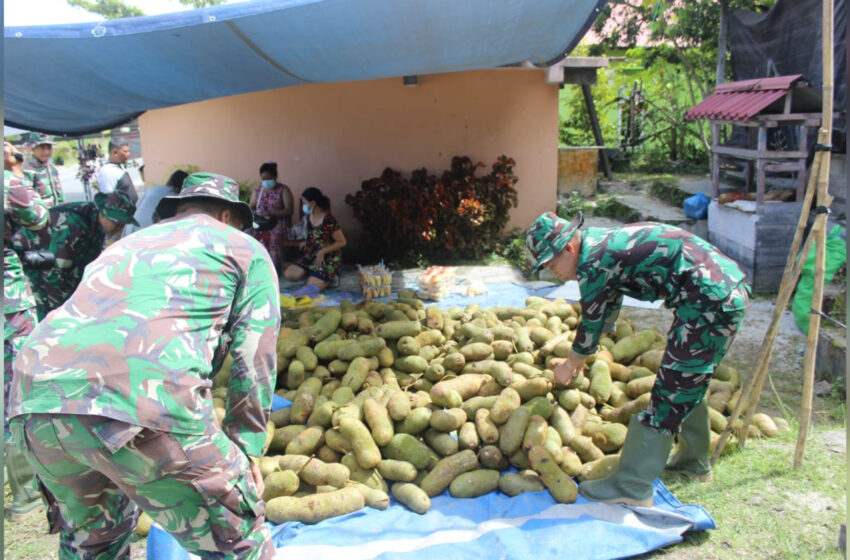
[53, 168, 64, 204]
[601, 292, 624, 335]
[7, 174, 48, 231]
[222, 253, 281, 458]
[50, 207, 94, 267]
[574, 287, 622, 357]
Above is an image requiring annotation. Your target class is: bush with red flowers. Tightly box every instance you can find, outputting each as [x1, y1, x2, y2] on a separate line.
[345, 155, 519, 265]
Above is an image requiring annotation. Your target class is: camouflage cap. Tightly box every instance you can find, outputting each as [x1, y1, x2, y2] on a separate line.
[94, 191, 140, 227]
[31, 133, 54, 146]
[525, 211, 583, 273]
[156, 172, 254, 230]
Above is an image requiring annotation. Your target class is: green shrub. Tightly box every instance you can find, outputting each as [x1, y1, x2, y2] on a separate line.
[346, 156, 519, 266]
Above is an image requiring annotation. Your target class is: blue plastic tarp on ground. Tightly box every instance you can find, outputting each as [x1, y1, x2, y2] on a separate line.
[148, 480, 714, 560]
[285, 281, 564, 310]
[5, 0, 606, 135]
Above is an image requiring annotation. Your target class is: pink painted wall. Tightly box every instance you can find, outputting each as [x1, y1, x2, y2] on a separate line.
[138, 68, 559, 245]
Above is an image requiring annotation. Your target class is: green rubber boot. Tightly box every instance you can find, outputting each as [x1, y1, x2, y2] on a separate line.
[6, 445, 43, 522]
[666, 399, 713, 482]
[579, 415, 673, 507]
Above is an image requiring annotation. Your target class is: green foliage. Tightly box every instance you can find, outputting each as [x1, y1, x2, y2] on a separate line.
[177, 0, 227, 6]
[237, 179, 258, 204]
[67, 0, 143, 18]
[67, 0, 225, 18]
[573, 0, 778, 172]
[51, 140, 76, 167]
[166, 164, 200, 186]
[485, 228, 533, 276]
[556, 192, 591, 220]
[346, 156, 519, 266]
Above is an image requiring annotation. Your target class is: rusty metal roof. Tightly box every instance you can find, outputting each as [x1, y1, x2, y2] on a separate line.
[684, 74, 810, 122]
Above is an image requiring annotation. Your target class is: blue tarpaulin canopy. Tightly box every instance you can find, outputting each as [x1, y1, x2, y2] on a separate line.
[4, 0, 606, 136]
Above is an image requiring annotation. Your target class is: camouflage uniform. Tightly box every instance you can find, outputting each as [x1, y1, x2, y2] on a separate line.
[572, 223, 750, 435]
[12, 191, 138, 320]
[9, 173, 279, 560]
[4, 168, 49, 520]
[23, 156, 64, 208]
[4, 169, 48, 429]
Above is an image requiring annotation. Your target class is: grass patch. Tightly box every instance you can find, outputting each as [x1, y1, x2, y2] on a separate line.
[648, 178, 690, 208]
[640, 423, 846, 559]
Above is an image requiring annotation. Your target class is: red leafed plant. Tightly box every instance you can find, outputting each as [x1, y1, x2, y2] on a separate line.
[345, 155, 518, 264]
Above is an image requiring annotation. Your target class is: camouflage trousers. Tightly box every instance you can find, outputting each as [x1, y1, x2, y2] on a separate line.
[4, 308, 36, 439]
[639, 282, 749, 435]
[10, 414, 274, 560]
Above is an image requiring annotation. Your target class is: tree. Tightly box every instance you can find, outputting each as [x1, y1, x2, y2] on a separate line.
[587, 1, 777, 153]
[67, 0, 143, 18]
[67, 0, 228, 19]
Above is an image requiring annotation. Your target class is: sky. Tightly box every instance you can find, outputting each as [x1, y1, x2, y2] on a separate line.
[3, 0, 236, 27]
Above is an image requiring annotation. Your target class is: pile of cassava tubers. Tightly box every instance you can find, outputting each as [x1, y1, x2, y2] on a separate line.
[209, 291, 789, 526]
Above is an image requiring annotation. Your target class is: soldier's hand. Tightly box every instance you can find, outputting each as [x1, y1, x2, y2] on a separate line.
[250, 459, 265, 497]
[553, 353, 586, 387]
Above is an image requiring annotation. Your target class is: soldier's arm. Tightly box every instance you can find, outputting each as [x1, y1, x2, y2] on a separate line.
[7, 174, 48, 231]
[573, 288, 622, 358]
[571, 241, 627, 357]
[222, 253, 281, 458]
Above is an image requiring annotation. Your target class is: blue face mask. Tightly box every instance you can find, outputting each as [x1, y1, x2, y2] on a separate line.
[302, 203, 312, 216]
[261, 179, 276, 189]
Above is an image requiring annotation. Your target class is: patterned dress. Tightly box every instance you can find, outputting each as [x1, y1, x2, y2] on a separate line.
[248, 183, 291, 272]
[295, 213, 343, 282]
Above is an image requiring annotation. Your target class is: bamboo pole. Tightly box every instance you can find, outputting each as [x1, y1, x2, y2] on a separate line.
[711, 0, 836, 462]
[794, 0, 834, 468]
[710, 150, 821, 464]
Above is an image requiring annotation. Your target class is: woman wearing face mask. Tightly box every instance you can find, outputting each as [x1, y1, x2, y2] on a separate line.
[248, 161, 293, 273]
[283, 187, 346, 291]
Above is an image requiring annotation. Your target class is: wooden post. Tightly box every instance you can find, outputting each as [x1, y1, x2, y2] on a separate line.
[711, 0, 730, 188]
[711, 123, 720, 197]
[581, 84, 613, 180]
[715, 0, 729, 86]
[756, 126, 767, 205]
[794, 0, 834, 469]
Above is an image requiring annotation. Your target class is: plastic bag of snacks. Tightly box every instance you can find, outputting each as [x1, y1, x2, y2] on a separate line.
[358, 263, 392, 299]
[417, 266, 456, 301]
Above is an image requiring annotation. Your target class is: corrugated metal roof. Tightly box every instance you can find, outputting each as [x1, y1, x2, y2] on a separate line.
[684, 74, 807, 122]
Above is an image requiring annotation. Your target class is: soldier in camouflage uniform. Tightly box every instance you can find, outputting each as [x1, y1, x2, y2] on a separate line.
[23, 133, 64, 208]
[10, 173, 279, 559]
[526, 211, 749, 506]
[3, 141, 49, 521]
[13, 190, 139, 319]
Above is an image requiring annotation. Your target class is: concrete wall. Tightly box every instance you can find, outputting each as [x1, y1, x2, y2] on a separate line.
[138, 69, 559, 246]
[708, 200, 803, 293]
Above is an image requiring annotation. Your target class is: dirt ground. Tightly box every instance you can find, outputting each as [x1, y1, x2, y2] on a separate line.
[2, 292, 843, 559]
[626, 296, 812, 418]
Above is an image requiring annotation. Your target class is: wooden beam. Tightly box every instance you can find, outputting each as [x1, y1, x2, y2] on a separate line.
[562, 68, 599, 85]
[713, 146, 809, 159]
[581, 84, 612, 180]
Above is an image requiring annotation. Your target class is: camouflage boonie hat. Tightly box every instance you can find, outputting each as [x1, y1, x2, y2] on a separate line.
[156, 172, 254, 230]
[94, 191, 140, 226]
[525, 211, 583, 272]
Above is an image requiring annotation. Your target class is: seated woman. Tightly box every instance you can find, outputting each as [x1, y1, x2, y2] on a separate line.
[248, 161, 294, 273]
[283, 187, 346, 291]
